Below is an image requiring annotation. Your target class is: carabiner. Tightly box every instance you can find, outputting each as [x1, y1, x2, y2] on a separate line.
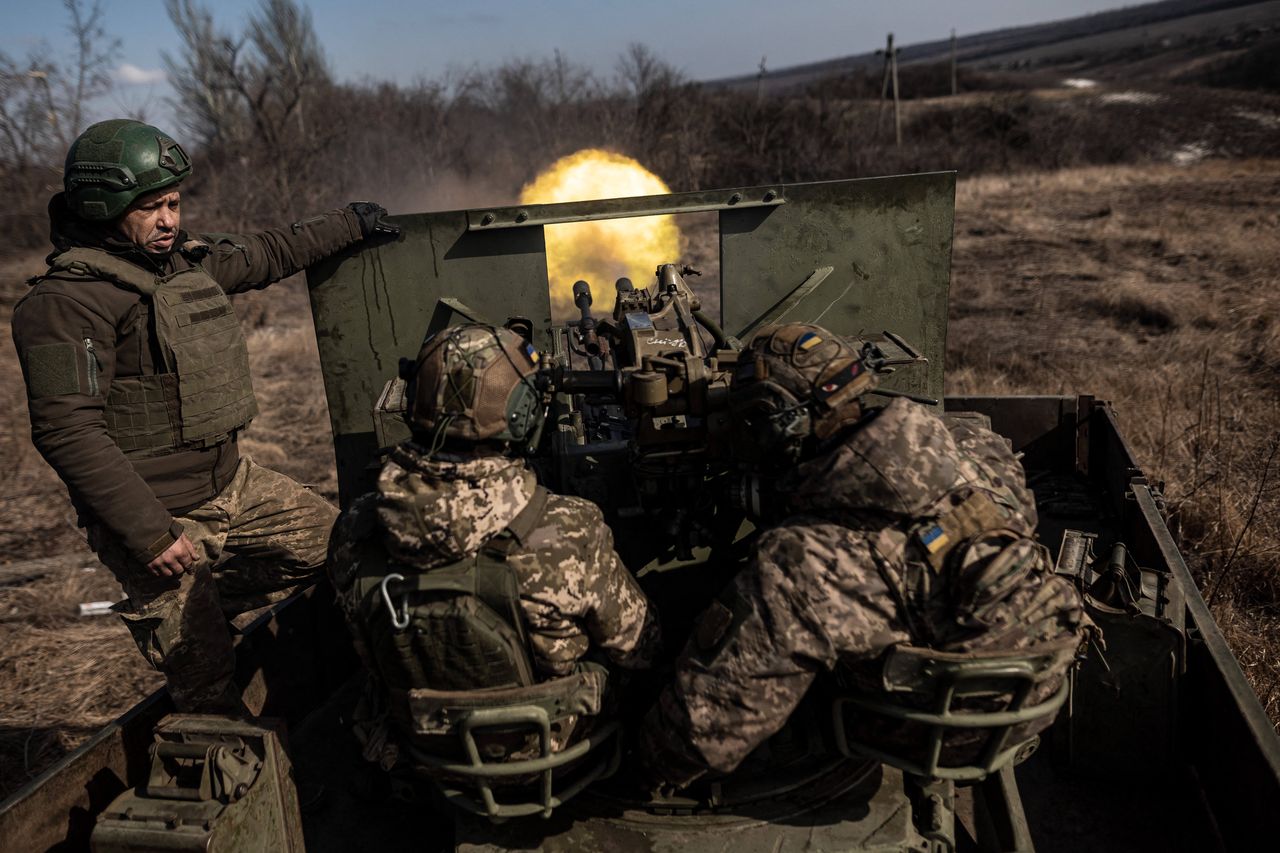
[379, 573, 410, 630]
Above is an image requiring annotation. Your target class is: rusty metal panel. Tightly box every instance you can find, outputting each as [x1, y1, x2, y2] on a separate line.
[720, 173, 956, 403]
[307, 212, 552, 504]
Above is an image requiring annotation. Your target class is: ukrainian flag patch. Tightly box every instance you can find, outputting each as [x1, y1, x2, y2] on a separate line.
[798, 331, 822, 350]
[920, 524, 950, 554]
[524, 343, 540, 364]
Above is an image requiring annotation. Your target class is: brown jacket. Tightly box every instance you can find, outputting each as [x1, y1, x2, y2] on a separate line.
[11, 195, 363, 562]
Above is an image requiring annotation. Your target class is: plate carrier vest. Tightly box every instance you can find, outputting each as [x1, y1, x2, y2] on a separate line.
[40, 246, 259, 454]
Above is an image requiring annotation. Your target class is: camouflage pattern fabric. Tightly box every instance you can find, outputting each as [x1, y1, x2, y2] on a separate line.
[328, 443, 661, 768]
[329, 443, 662, 679]
[90, 456, 337, 713]
[638, 399, 1089, 788]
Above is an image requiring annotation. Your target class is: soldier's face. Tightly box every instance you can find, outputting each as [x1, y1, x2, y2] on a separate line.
[117, 189, 181, 254]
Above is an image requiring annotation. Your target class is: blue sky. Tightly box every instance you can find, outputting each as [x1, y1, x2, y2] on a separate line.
[4, 0, 1131, 124]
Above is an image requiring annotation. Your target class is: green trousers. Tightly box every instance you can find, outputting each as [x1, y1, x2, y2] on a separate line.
[90, 456, 338, 713]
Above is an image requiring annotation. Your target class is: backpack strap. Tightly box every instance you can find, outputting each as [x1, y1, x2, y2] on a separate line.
[481, 485, 549, 559]
[472, 485, 548, 654]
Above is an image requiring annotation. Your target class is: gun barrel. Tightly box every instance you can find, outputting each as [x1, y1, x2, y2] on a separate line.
[573, 280, 593, 314]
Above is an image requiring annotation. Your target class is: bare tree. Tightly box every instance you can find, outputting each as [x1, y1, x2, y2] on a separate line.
[615, 43, 682, 101]
[163, 0, 335, 221]
[60, 0, 119, 146]
[610, 44, 710, 190]
[0, 0, 120, 247]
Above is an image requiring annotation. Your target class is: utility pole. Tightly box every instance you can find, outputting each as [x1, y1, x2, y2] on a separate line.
[756, 55, 768, 104]
[951, 28, 958, 96]
[876, 33, 902, 148]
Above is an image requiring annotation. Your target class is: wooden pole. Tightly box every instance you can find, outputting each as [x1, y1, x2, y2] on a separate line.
[889, 33, 902, 148]
[951, 28, 958, 96]
[876, 33, 892, 138]
[756, 55, 767, 104]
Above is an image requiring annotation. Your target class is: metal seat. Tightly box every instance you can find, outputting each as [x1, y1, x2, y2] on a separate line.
[832, 643, 1071, 781]
[398, 669, 621, 820]
[832, 643, 1073, 852]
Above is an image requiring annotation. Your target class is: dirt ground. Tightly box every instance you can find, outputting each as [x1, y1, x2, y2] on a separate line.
[2, 157, 1278, 799]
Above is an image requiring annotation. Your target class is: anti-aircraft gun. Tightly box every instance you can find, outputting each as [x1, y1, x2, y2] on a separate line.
[532, 261, 929, 573]
[4, 175, 1280, 853]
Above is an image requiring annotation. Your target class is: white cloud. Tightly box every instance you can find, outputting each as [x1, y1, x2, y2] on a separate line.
[116, 63, 166, 86]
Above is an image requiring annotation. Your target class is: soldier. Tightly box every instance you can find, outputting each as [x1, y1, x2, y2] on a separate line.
[11, 119, 399, 714]
[637, 322, 1089, 789]
[327, 323, 661, 770]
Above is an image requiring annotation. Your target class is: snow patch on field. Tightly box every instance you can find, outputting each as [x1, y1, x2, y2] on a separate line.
[1063, 78, 1098, 88]
[1234, 109, 1280, 130]
[1172, 142, 1211, 165]
[1100, 91, 1166, 106]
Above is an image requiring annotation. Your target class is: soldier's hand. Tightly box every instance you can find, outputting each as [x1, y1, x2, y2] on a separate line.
[348, 201, 401, 239]
[147, 533, 196, 578]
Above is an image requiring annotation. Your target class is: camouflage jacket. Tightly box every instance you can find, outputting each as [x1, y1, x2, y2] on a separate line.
[328, 444, 662, 681]
[638, 399, 1088, 787]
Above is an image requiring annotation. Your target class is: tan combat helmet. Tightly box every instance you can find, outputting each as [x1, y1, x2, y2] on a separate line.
[404, 324, 544, 446]
[729, 322, 877, 464]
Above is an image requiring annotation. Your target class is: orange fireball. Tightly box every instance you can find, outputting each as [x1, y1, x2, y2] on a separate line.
[520, 149, 682, 314]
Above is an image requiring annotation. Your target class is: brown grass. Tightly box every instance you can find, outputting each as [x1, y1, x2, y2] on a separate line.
[948, 158, 1280, 720]
[0, 566, 162, 795]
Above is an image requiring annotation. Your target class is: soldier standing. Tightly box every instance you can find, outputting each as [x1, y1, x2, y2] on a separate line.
[327, 323, 661, 770]
[637, 322, 1090, 789]
[11, 119, 399, 713]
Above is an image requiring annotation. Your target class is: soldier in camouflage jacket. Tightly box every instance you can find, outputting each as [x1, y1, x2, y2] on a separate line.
[329, 446, 661, 680]
[327, 324, 661, 768]
[638, 323, 1089, 789]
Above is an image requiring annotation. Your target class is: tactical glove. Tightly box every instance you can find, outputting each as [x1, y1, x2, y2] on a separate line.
[348, 201, 401, 239]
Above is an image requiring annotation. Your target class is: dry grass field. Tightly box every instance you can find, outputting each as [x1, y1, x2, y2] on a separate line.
[1, 156, 1278, 799]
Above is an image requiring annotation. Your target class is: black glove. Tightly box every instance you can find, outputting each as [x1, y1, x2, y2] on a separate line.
[348, 201, 401, 239]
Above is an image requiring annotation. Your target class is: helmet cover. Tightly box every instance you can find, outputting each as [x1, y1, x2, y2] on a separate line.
[405, 324, 543, 445]
[729, 323, 876, 464]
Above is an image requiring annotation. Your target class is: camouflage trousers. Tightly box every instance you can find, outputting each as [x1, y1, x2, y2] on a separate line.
[89, 456, 338, 713]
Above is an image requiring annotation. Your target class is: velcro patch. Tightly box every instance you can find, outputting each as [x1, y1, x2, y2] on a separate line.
[24, 343, 81, 398]
[694, 600, 735, 651]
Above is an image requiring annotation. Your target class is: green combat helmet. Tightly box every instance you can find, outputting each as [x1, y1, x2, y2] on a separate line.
[729, 322, 878, 466]
[402, 324, 544, 446]
[63, 119, 192, 220]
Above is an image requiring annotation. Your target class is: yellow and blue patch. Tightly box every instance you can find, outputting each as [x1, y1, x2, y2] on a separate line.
[920, 524, 950, 554]
[798, 331, 822, 351]
[524, 343, 540, 364]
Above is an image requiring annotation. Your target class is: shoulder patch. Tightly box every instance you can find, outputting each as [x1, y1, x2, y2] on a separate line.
[23, 342, 82, 398]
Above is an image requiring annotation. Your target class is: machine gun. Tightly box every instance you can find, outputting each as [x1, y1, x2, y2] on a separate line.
[539, 263, 739, 568]
[373, 261, 928, 572]
[534, 263, 930, 570]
